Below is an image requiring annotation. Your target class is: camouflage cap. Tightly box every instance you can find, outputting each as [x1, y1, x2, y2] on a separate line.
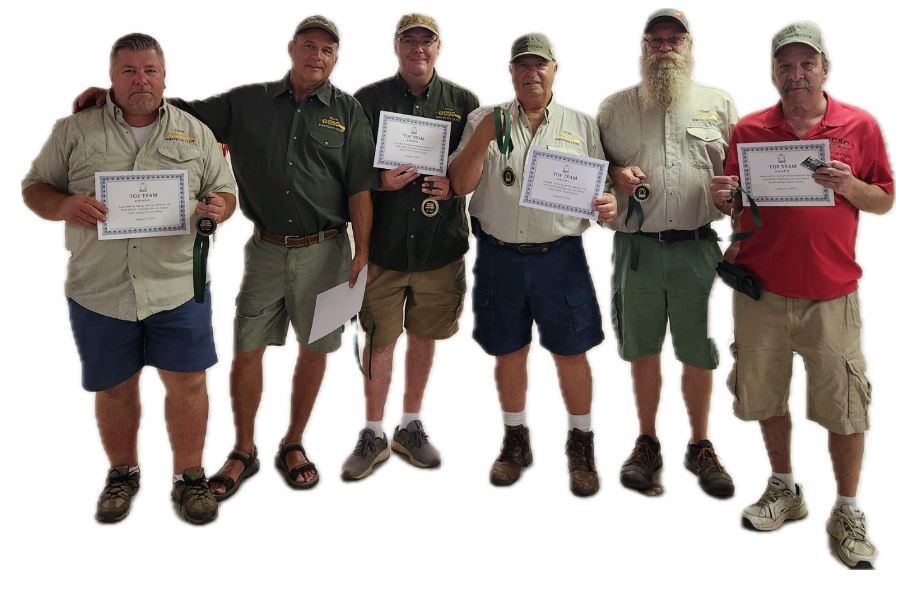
[395, 13, 440, 37]
[294, 15, 340, 43]
[510, 33, 555, 62]
[772, 21, 825, 57]
[644, 8, 690, 33]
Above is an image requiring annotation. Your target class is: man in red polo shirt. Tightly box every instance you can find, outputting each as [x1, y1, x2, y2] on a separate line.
[712, 22, 894, 569]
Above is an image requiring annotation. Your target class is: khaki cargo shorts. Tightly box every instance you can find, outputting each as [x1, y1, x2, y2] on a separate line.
[359, 258, 466, 349]
[234, 232, 351, 353]
[728, 290, 871, 435]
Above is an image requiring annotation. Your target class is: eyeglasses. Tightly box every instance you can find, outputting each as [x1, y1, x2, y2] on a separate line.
[512, 61, 551, 73]
[644, 34, 688, 50]
[397, 35, 438, 48]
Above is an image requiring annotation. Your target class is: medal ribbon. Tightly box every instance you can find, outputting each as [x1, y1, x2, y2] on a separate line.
[193, 232, 209, 304]
[624, 195, 646, 272]
[493, 107, 513, 156]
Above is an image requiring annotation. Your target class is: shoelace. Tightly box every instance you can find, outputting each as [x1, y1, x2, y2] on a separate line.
[353, 431, 378, 457]
[102, 474, 137, 500]
[837, 511, 869, 542]
[181, 478, 212, 502]
[623, 442, 655, 468]
[694, 447, 724, 474]
[498, 430, 528, 463]
[754, 485, 790, 507]
[567, 436, 595, 470]
[404, 427, 430, 449]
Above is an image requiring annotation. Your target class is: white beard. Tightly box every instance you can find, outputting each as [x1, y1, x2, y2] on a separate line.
[639, 51, 694, 109]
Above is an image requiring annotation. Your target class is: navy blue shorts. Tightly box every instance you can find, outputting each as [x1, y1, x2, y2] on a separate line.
[472, 230, 604, 356]
[68, 287, 217, 392]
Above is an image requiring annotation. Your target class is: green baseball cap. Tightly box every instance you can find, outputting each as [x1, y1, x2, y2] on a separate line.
[510, 33, 554, 62]
[644, 8, 690, 33]
[772, 21, 825, 57]
[294, 15, 340, 43]
[395, 13, 440, 37]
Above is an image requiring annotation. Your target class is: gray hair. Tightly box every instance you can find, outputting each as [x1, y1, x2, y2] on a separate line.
[109, 33, 165, 67]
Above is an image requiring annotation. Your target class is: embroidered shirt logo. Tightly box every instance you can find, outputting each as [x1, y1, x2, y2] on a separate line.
[165, 130, 197, 143]
[319, 116, 346, 132]
[435, 108, 463, 122]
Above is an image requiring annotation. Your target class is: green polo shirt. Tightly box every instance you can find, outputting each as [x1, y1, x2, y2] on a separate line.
[355, 72, 478, 272]
[171, 75, 377, 235]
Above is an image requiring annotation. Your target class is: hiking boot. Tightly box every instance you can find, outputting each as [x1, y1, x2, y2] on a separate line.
[827, 505, 877, 569]
[741, 477, 808, 531]
[341, 428, 390, 481]
[620, 435, 662, 491]
[95, 465, 140, 523]
[171, 467, 218, 525]
[684, 440, 735, 498]
[490, 425, 532, 486]
[392, 420, 441, 468]
[565, 429, 599, 497]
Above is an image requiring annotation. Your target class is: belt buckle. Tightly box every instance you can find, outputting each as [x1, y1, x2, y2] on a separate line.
[284, 235, 296, 247]
[657, 231, 666, 244]
[518, 243, 543, 255]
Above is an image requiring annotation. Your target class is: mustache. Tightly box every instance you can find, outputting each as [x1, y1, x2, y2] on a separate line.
[783, 80, 812, 91]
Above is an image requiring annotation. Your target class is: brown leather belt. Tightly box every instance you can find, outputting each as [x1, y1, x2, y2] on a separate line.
[256, 223, 347, 248]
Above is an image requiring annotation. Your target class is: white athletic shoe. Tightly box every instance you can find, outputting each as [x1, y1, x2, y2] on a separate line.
[826, 504, 877, 569]
[741, 477, 808, 531]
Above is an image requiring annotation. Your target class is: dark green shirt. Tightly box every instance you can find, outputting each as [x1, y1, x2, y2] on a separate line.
[172, 75, 377, 235]
[355, 72, 478, 272]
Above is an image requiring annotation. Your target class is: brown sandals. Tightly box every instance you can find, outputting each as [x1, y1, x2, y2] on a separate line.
[208, 447, 260, 502]
[274, 441, 320, 489]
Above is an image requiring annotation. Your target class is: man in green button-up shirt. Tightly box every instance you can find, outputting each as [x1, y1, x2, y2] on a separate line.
[77, 17, 377, 494]
[339, 14, 479, 480]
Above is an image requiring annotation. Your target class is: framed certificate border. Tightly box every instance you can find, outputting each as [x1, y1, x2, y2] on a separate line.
[519, 148, 607, 220]
[374, 111, 451, 176]
[96, 170, 190, 239]
[738, 140, 833, 206]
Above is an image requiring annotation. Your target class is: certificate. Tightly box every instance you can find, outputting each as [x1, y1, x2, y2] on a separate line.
[737, 140, 834, 206]
[96, 170, 190, 239]
[308, 266, 368, 344]
[373, 111, 451, 176]
[518, 148, 607, 220]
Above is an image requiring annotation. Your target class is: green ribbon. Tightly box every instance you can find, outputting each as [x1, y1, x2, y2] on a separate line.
[493, 107, 513, 155]
[193, 232, 209, 303]
[726, 186, 763, 242]
[624, 195, 646, 272]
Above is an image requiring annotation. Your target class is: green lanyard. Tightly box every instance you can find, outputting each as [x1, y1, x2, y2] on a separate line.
[726, 186, 763, 242]
[493, 107, 513, 155]
[623, 195, 647, 271]
[192, 233, 209, 303]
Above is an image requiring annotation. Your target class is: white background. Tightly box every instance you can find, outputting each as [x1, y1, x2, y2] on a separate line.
[2, 0, 912, 587]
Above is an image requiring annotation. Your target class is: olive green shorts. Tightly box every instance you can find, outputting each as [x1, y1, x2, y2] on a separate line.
[728, 290, 871, 435]
[610, 232, 720, 369]
[359, 258, 466, 349]
[234, 232, 351, 354]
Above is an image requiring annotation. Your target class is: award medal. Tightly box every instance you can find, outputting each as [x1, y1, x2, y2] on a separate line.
[421, 197, 439, 218]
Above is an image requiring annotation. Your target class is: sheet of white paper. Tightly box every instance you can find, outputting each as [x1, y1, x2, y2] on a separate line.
[372, 111, 451, 176]
[96, 170, 190, 239]
[518, 148, 606, 220]
[308, 266, 369, 344]
[737, 140, 834, 206]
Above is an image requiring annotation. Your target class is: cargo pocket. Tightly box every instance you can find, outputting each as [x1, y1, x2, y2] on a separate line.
[610, 288, 623, 343]
[726, 343, 739, 400]
[564, 289, 595, 333]
[845, 356, 872, 422]
[472, 287, 494, 342]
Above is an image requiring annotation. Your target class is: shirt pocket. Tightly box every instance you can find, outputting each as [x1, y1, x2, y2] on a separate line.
[685, 122, 725, 173]
[157, 142, 204, 196]
[309, 128, 344, 149]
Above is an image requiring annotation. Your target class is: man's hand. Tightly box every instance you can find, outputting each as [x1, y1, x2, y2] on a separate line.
[349, 251, 368, 288]
[421, 175, 452, 200]
[57, 195, 107, 227]
[379, 163, 421, 191]
[812, 161, 856, 195]
[594, 192, 618, 224]
[73, 87, 107, 114]
[611, 165, 647, 197]
[196, 192, 229, 223]
[711, 175, 740, 215]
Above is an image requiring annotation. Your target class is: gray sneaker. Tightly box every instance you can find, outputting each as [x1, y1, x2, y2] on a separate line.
[392, 420, 441, 468]
[96, 466, 140, 523]
[827, 504, 877, 569]
[341, 428, 390, 481]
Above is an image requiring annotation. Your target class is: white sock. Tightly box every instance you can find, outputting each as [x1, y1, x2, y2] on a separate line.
[773, 472, 795, 492]
[400, 412, 420, 429]
[835, 495, 857, 510]
[173, 474, 183, 483]
[128, 465, 140, 475]
[568, 413, 591, 432]
[503, 410, 526, 427]
[366, 420, 384, 438]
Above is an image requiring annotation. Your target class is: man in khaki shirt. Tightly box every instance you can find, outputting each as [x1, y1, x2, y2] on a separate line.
[23, 34, 237, 525]
[450, 33, 617, 497]
[596, 9, 736, 498]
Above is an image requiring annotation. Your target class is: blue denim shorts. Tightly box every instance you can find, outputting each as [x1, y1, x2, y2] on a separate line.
[471, 230, 604, 356]
[68, 286, 217, 392]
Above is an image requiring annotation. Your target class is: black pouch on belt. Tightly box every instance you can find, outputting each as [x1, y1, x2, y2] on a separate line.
[716, 260, 761, 300]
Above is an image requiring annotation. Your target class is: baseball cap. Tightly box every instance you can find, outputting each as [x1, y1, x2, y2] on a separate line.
[395, 13, 440, 37]
[294, 15, 340, 43]
[644, 8, 690, 33]
[510, 33, 555, 62]
[772, 21, 825, 57]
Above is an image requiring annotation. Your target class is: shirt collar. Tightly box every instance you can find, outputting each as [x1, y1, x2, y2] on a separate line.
[275, 74, 333, 106]
[512, 94, 555, 127]
[767, 92, 846, 129]
[394, 70, 440, 98]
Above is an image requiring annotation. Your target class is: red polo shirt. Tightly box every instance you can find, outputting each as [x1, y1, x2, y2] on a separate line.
[724, 93, 894, 300]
